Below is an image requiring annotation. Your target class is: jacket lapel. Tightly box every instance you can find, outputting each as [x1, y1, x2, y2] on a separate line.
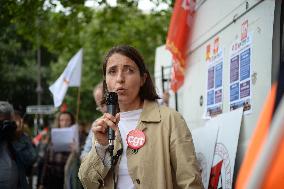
[137, 100, 161, 131]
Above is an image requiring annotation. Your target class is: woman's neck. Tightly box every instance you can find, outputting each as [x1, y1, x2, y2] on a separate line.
[119, 99, 144, 112]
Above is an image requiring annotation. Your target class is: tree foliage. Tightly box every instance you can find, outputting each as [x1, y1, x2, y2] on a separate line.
[0, 0, 171, 124]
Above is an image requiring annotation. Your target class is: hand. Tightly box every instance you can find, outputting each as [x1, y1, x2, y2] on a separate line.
[92, 113, 120, 146]
[69, 139, 78, 153]
[42, 134, 49, 144]
[38, 185, 44, 189]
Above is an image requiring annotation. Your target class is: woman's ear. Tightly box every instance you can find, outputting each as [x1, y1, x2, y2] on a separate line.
[140, 73, 147, 87]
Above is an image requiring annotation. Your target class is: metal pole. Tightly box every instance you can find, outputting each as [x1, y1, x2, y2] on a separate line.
[175, 92, 178, 111]
[35, 17, 43, 134]
[36, 47, 42, 106]
[76, 87, 81, 123]
[161, 66, 165, 92]
[35, 14, 43, 106]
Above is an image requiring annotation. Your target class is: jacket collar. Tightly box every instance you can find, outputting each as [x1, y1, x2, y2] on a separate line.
[140, 100, 161, 123]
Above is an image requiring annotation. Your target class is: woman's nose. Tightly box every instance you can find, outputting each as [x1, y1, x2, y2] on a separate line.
[116, 71, 125, 83]
[63, 121, 68, 127]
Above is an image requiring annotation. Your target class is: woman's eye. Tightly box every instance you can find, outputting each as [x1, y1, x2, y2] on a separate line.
[126, 67, 134, 73]
[107, 69, 116, 75]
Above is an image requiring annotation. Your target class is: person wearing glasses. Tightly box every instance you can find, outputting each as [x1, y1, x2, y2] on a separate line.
[80, 82, 107, 160]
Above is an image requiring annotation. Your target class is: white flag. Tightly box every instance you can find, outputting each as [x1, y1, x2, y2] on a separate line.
[49, 49, 83, 107]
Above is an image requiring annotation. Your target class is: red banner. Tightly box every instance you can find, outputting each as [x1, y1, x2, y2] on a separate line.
[166, 0, 195, 92]
[170, 62, 185, 92]
[209, 160, 223, 189]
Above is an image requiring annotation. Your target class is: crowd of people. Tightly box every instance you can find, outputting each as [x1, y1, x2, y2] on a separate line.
[0, 81, 105, 189]
[0, 45, 203, 189]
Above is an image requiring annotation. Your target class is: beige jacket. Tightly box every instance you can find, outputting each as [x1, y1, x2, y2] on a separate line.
[78, 100, 203, 189]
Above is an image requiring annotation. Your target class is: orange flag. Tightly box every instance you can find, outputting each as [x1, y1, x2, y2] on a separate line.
[242, 87, 284, 189]
[166, 0, 195, 92]
[235, 83, 277, 189]
[261, 119, 284, 188]
[170, 61, 185, 92]
[236, 1, 284, 187]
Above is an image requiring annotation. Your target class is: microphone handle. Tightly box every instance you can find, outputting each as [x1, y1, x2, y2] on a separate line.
[107, 104, 117, 141]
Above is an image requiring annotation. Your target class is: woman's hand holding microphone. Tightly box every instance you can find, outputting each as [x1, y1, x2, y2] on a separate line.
[91, 113, 120, 146]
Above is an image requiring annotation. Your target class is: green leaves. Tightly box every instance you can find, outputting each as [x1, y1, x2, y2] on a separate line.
[0, 0, 170, 123]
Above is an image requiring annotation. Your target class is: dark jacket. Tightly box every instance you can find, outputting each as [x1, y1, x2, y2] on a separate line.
[13, 133, 37, 189]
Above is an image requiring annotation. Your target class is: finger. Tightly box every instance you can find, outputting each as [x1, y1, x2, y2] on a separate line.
[92, 120, 107, 132]
[92, 125, 107, 133]
[95, 119, 106, 127]
[103, 118, 118, 131]
[94, 115, 118, 132]
[115, 113, 120, 123]
[103, 113, 117, 123]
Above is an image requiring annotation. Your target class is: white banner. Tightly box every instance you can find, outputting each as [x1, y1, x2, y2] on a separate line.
[49, 49, 83, 107]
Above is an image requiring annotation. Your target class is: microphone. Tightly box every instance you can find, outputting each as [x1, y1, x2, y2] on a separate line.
[106, 92, 118, 186]
[106, 92, 118, 147]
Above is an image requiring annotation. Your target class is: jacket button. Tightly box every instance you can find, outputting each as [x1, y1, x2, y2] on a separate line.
[136, 179, 140, 184]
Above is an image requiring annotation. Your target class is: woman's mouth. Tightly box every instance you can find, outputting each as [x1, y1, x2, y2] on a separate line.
[116, 88, 126, 94]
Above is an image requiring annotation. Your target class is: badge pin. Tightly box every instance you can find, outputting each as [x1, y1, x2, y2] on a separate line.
[126, 129, 146, 150]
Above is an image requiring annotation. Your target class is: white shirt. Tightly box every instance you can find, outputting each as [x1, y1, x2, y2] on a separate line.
[117, 109, 142, 189]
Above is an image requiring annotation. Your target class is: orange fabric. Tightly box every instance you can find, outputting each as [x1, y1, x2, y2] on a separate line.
[166, 0, 195, 67]
[262, 129, 284, 188]
[206, 44, 211, 61]
[235, 83, 277, 189]
[166, 0, 195, 92]
[170, 61, 185, 92]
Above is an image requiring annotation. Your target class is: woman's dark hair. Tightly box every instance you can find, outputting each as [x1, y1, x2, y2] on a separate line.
[102, 45, 159, 102]
[57, 111, 75, 126]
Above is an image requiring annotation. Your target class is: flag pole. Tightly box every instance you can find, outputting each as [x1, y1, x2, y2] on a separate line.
[76, 86, 81, 123]
[76, 48, 83, 123]
[75, 48, 83, 123]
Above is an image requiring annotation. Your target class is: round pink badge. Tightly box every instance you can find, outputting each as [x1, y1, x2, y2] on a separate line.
[126, 129, 146, 150]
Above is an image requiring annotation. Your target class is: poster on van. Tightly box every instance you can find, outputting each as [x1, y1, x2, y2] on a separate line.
[229, 32, 252, 114]
[205, 47, 224, 118]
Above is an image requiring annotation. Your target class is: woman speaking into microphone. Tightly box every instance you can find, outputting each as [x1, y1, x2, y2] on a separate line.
[78, 45, 203, 189]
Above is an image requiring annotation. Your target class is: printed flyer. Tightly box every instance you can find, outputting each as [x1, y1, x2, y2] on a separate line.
[205, 37, 224, 117]
[229, 33, 252, 114]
